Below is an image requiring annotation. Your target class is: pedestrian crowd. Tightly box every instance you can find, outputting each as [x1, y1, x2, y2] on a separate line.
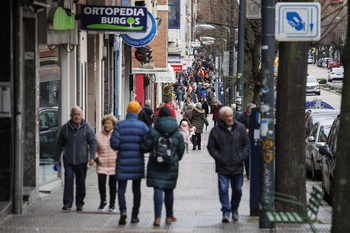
[54, 51, 257, 226]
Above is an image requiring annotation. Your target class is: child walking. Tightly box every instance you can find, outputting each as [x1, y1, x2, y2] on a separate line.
[179, 117, 196, 153]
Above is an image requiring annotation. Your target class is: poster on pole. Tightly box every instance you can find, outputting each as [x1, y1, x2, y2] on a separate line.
[246, 0, 261, 19]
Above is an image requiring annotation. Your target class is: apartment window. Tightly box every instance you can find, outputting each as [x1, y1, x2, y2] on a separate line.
[169, 0, 180, 29]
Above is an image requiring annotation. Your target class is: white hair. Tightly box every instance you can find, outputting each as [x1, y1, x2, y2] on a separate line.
[145, 100, 151, 106]
[219, 106, 233, 117]
[71, 106, 82, 114]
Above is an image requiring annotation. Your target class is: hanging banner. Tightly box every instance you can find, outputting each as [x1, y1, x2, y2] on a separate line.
[81, 5, 148, 32]
[121, 12, 157, 47]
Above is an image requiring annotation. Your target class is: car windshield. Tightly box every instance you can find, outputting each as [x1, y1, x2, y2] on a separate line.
[318, 125, 331, 142]
[307, 76, 318, 83]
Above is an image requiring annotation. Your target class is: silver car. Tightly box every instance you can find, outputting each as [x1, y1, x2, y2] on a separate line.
[305, 120, 333, 180]
[306, 76, 320, 95]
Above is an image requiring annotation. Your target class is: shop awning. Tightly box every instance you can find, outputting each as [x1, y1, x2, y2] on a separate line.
[132, 64, 176, 83]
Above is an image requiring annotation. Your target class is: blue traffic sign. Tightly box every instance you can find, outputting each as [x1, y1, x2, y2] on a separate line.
[275, 3, 321, 41]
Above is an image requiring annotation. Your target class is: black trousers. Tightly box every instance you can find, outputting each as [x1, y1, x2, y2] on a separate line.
[192, 133, 202, 149]
[98, 173, 117, 205]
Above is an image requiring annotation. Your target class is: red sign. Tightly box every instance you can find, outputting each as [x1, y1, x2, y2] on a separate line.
[135, 50, 145, 62]
[171, 64, 182, 71]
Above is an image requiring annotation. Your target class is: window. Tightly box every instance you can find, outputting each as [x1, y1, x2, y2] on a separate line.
[168, 0, 180, 29]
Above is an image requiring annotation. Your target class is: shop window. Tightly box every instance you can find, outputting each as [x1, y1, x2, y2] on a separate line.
[168, 0, 180, 29]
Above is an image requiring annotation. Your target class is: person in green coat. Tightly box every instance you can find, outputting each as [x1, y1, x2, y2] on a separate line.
[141, 106, 185, 226]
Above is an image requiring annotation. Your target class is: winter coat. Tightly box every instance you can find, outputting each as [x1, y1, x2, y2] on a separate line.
[95, 129, 118, 175]
[141, 117, 185, 189]
[191, 91, 198, 103]
[184, 109, 193, 119]
[212, 105, 222, 121]
[110, 113, 150, 180]
[207, 119, 250, 175]
[55, 119, 96, 165]
[199, 88, 208, 100]
[138, 105, 154, 127]
[189, 107, 209, 134]
[237, 112, 250, 129]
[200, 101, 209, 117]
[179, 121, 195, 141]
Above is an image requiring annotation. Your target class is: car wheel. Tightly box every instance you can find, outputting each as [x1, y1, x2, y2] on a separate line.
[312, 162, 321, 181]
[317, 91, 321, 95]
[328, 78, 332, 82]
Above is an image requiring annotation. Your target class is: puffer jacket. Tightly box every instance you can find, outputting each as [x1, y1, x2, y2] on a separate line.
[55, 119, 96, 165]
[189, 107, 208, 134]
[179, 120, 194, 141]
[95, 129, 117, 175]
[141, 116, 185, 190]
[110, 113, 150, 180]
[207, 119, 250, 175]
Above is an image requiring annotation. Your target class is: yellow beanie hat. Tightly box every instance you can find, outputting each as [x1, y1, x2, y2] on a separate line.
[127, 101, 141, 114]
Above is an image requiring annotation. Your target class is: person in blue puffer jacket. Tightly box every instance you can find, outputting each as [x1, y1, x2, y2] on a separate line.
[110, 101, 149, 225]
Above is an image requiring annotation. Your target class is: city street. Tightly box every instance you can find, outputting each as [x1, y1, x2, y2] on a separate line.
[307, 64, 342, 110]
[0, 112, 332, 233]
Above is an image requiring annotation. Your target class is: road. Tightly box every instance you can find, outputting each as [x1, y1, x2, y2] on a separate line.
[307, 64, 342, 110]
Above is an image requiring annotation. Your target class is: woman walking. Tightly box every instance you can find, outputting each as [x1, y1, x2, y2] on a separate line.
[189, 103, 209, 150]
[212, 100, 222, 126]
[141, 107, 185, 226]
[95, 114, 118, 212]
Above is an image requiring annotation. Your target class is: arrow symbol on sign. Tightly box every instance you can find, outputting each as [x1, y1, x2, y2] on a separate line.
[310, 9, 314, 32]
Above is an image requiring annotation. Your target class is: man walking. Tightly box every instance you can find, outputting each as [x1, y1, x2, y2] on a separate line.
[207, 106, 250, 222]
[110, 101, 149, 224]
[55, 106, 96, 211]
[237, 103, 256, 180]
[138, 99, 154, 127]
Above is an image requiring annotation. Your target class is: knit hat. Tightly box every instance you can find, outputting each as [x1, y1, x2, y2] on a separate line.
[127, 101, 141, 114]
[159, 106, 172, 117]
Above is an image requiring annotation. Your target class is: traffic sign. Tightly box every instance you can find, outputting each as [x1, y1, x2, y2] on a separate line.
[275, 3, 321, 41]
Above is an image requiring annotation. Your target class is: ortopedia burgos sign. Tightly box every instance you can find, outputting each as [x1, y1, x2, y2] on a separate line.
[81, 5, 148, 33]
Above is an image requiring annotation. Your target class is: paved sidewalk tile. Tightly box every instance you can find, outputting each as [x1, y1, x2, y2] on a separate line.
[0, 113, 332, 233]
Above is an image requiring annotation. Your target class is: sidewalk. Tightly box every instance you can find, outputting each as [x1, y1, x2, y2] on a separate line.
[0, 112, 332, 233]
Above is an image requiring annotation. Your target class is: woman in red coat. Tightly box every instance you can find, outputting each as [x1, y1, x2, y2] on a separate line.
[212, 100, 222, 126]
[95, 114, 118, 212]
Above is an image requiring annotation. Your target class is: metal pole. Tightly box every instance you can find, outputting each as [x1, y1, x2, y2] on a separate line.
[259, 0, 275, 228]
[236, 0, 245, 112]
[228, 0, 235, 106]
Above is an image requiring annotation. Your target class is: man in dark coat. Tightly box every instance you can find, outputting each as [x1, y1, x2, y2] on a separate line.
[110, 101, 149, 224]
[207, 106, 250, 223]
[237, 103, 256, 180]
[138, 99, 154, 127]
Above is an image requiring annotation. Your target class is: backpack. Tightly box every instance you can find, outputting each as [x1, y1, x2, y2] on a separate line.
[152, 133, 175, 165]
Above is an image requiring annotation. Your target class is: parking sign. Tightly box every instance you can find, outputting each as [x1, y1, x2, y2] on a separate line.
[275, 3, 321, 41]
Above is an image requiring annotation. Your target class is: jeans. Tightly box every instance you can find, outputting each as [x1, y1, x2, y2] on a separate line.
[154, 188, 174, 217]
[218, 173, 243, 216]
[192, 133, 202, 148]
[98, 174, 117, 205]
[118, 179, 141, 217]
[63, 163, 87, 207]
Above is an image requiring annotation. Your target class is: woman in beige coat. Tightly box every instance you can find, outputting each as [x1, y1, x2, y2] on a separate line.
[95, 114, 118, 212]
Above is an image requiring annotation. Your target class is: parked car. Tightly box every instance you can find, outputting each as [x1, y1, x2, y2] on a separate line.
[305, 120, 333, 180]
[328, 60, 340, 69]
[322, 58, 332, 68]
[319, 115, 340, 205]
[308, 55, 314, 64]
[305, 109, 340, 136]
[39, 107, 59, 162]
[328, 67, 344, 82]
[306, 76, 320, 95]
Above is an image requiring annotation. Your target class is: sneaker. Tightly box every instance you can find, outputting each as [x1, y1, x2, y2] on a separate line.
[154, 217, 161, 226]
[76, 206, 83, 212]
[222, 215, 230, 223]
[98, 201, 107, 211]
[62, 205, 71, 211]
[131, 216, 140, 223]
[198, 147, 201, 150]
[192, 147, 196, 150]
[119, 212, 127, 225]
[109, 205, 116, 212]
[166, 216, 177, 224]
[232, 212, 239, 221]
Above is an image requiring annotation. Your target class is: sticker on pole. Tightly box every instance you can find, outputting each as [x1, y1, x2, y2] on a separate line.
[275, 3, 321, 41]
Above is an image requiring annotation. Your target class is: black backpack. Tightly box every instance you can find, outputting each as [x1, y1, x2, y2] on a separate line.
[152, 133, 175, 165]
